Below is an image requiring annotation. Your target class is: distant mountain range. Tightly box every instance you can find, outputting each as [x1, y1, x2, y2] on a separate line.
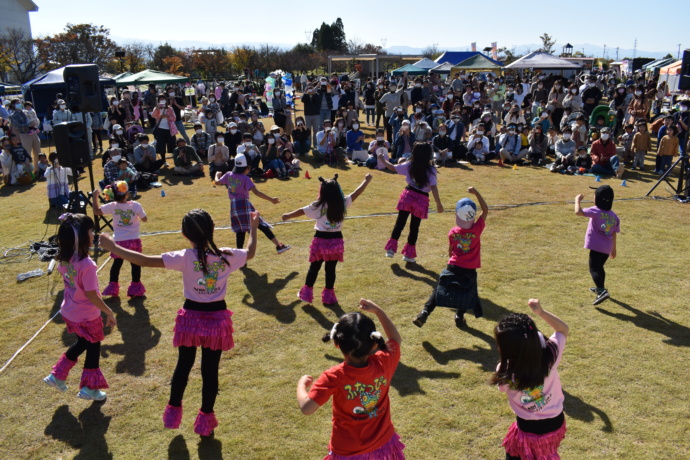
[113, 36, 676, 61]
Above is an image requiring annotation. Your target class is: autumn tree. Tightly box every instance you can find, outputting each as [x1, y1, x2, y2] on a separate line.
[35, 23, 119, 71]
[0, 28, 41, 82]
[192, 48, 232, 80]
[150, 43, 178, 71]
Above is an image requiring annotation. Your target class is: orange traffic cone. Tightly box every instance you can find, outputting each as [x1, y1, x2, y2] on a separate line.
[498, 158, 504, 167]
[304, 170, 311, 179]
[513, 163, 518, 170]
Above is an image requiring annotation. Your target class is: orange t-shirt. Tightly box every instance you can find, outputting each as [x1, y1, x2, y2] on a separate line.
[308, 340, 401, 456]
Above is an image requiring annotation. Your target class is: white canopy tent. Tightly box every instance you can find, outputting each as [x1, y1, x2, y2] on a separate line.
[413, 58, 439, 69]
[505, 51, 582, 70]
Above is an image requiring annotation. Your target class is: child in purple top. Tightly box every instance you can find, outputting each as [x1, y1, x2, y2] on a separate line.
[43, 214, 117, 402]
[378, 142, 443, 263]
[575, 185, 620, 305]
[214, 153, 290, 256]
[100, 209, 259, 437]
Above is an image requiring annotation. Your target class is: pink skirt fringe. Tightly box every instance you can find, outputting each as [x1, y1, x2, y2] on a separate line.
[396, 188, 430, 220]
[325, 432, 405, 460]
[111, 238, 142, 259]
[63, 316, 105, 343]
[173, 308, 234, 351]
[80, 367, 109, 389]
[503, 420, 567, 460]
[309, 237, 344, 263]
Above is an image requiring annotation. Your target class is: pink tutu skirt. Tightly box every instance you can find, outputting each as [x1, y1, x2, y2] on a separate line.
[503, 419, 566, 460]
[325, 432, 405, 460]
[173, 308, 234, 351]
[63, 315, 105, 343]
[309, 237, 344, 263]
[111, 238, 142, 259]
[396, 188, 430, 220]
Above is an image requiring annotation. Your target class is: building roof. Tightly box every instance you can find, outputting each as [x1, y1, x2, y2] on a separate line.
[18, 0, 39, 12]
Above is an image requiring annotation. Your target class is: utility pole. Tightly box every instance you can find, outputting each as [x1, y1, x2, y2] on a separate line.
[679, 44, 682, 59]
[633, 38, 637, 59]
[616, 47, 619, 61]
[603, 44, 606, 60]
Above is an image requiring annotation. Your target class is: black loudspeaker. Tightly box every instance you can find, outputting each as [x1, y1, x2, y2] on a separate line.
[680, 50, 690, 91]
[64, 64, 102, 113]
[54, 121, 90, 168]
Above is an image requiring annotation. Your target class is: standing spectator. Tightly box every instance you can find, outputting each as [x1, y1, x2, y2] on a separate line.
[581, 76, 603, 116]
[301, 84, 322, 146]
[10, 99, 41, 166]
[168, 87, 190, 143]
[107, 97, 126, 128]
[151, 96, 178, 162]
[143, 84, 158, 128]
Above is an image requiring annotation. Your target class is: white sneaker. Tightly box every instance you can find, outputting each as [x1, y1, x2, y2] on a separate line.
[385, 250, 394, 258]
[44, 374, 68, 392]
[78, 387, 107, 401]
[402, 256, 416, 263]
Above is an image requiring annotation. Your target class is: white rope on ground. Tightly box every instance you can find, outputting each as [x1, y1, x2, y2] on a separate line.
[0, 256, 111, 374]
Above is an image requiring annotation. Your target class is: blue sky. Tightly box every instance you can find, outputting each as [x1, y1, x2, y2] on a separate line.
[29, 0, 688, 54]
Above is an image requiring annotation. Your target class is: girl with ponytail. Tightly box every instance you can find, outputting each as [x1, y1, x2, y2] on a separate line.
[99, 208, 260, 437]
[297, 299, 405, 459]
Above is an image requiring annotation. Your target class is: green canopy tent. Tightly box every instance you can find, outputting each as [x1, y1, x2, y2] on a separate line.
[390, 64, 428, 76]
[115, 69, 189, 87]
[451, 54, 505, 75]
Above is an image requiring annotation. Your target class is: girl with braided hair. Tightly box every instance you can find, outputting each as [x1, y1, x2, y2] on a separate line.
[297, 299, 405, 459]
[100, 208, 259, 437]
[491, 299, 570, 460]
[282, 173, 372, 305]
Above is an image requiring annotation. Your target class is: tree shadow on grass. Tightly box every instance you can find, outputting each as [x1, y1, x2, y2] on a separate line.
[563, 390, 614, 433]
[100, 296, 161, 376]
[390, 262, 437, 288]
[324, 354, 460, 396]
[168, 434, 190, 460]
[241, 267, 300, 324]
[596, 298, 690, 347]
[44, 403, 112, 459]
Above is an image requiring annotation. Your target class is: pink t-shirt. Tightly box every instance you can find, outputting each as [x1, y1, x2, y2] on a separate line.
[582, 206, 620, 255]
[499, 331, 566, 420]
[302, 195, 352, 232]
[448, 219, 486, 269]
[394, 162, 437, 193]
[217, 172, 254, 199]
[58, 256, 101, 323]
[161, 248, 247, 302]
[100, 201, 146, 242]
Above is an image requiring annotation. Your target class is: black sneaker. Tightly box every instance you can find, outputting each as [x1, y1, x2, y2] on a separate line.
[413, 311, 428, 328]
[589, 287, 598, 293]
[592, 289, 610, 305]
[455, 314, 467, 329]
[276, 244, 291, 254]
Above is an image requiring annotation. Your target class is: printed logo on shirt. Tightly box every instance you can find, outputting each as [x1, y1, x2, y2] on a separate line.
[114, 208, 136, 227]
[62, 263, 77, 288]
[226, 177, 243, 195]
[193, 261, 226, 294]
[319, 207, 339, 230]
[451, 232, 476, 253]
[599, 213, 616, 236]
[344, 376, 388, 419]
[519, 385, 551, 412]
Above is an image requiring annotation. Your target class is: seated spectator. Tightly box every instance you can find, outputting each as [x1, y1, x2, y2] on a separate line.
[546, 126, 558, 156]
[551, 127, 576, 172]
[315, 119, 336, 156]
[36, 152, 49, 180]
[498, 124, 527, 164]
[208, 131, 231, 178]
[432, 124, 453, 166]
[225, 122, 242, 156]
[590, 127, 623, 177]
[172, 138, 204, 176]
[133, 134, 165, 173]
[236, 132, 262, 175]
[190, 122, 213, 159]
[467, 131, 490, 164]
[7, 133, 33, 178]
[365, 128, 391, 169]
[125, 120, 144, 145]
[527, 125, 549, 165]
[260, 133, 287, 179]
[281, 148, 300, 175]
[292, 116, 311, 156]
[104, 147, 137, 195]
[346, 120, 365, 161]
[573, 146, 592, 174]
[117, 158, 138, 190]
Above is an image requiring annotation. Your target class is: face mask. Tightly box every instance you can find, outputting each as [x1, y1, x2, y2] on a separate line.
[116, 130, 123, 135]
[244, 141, 253, 146]
[297, 122, 304, 126]
[111, 144, 119, 149]
[141, 143, 149, 148]
[439, 130, 446, 136]
[230, 129, 237, 134]
[60, 104, 66, 110]
[635, 91, 642, 96]
[124, 94, 130, 99]
[563, 134, 571, 140]
[275, 91, 281, 96]
[415, 84, 421, 87]
[541, 113, 548, 119]
[209, 98, 216, 102]
[390, 88, 396, 93]
[682, 107, 689, 112]
[600, 133, 610, 140]
[509, 130, 515, 134]
[416, 108, 422, 113]
[555, 85, 561, 89]
[376, 136, 384, 141]
[378, 85, 383, 89]
[483, 116, 490, 121]
[473, 92, 480, 98]
[474, 104, 479, 108]
[216, 137, 224, 143]
[476, 131, 484, 135]
[538, 84, 543, 89]
[15, 103, 23, 110]
[196, 129, 202, 134]
[111, 154, 121, 162]
[112, 101, 119, 106]
[352, 124, 359, 130]
[448, 94, 453, 99]
[618, 89, 625, 93]
[168, 92, 175, 97]
[571, 89, 577, 94]
[579, 154, 587, 159]
[268, 138, 275, 144]
[159, 101, 166, 107]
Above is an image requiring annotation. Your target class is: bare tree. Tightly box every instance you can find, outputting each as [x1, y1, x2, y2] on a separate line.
[0, 28, 41, 83]
[422, 44, 440, 59]
[539, 33, 556, 54]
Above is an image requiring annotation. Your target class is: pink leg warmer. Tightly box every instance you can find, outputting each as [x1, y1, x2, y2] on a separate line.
[321, 288, 338, 305]
[384, 238, 398, 253]
[402, 244, 417, 259]
[193, 410, 219, 437]
[127, 281, 146, 297]
[51, 354, 77, 381]
[79, 368, 109, 390]
[298, 285, 314, 303]
[101, 282, 119, 297]
[163, 404, 183, 429]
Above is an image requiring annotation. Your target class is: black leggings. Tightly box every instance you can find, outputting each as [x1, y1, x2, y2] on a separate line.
[589, 250, 609, 290]
[65, 336, 101, 369]
[169, 346, 223, 414]
[110, 258, 141, 283]
[305, 260, 338, 289]
[390, 210, 422, 246]
[236, 223, 275, 248]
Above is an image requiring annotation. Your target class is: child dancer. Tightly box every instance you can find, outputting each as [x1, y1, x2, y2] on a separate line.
[297, 299, 405, 459]
[413, 187, 488, 329]
[214, 153, 290, 255]
[492, 299, 569, 460]
[575, 185, 620, 305]
[43, 213, 117, 401]
[282, 174, 372, 305]
[379, 142, 444, 263]
[93, 181, 147, 297]
[99, 209, 259, 436]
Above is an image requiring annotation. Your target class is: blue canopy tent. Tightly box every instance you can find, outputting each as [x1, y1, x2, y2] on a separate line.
[22, 66, 115, 120]
[434, 51, 502, 66]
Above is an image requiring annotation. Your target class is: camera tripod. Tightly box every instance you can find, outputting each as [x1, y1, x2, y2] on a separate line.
[646, 137, 690, 201]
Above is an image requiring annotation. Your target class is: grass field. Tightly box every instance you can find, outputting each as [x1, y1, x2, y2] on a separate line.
[0, 105, 689, 459]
